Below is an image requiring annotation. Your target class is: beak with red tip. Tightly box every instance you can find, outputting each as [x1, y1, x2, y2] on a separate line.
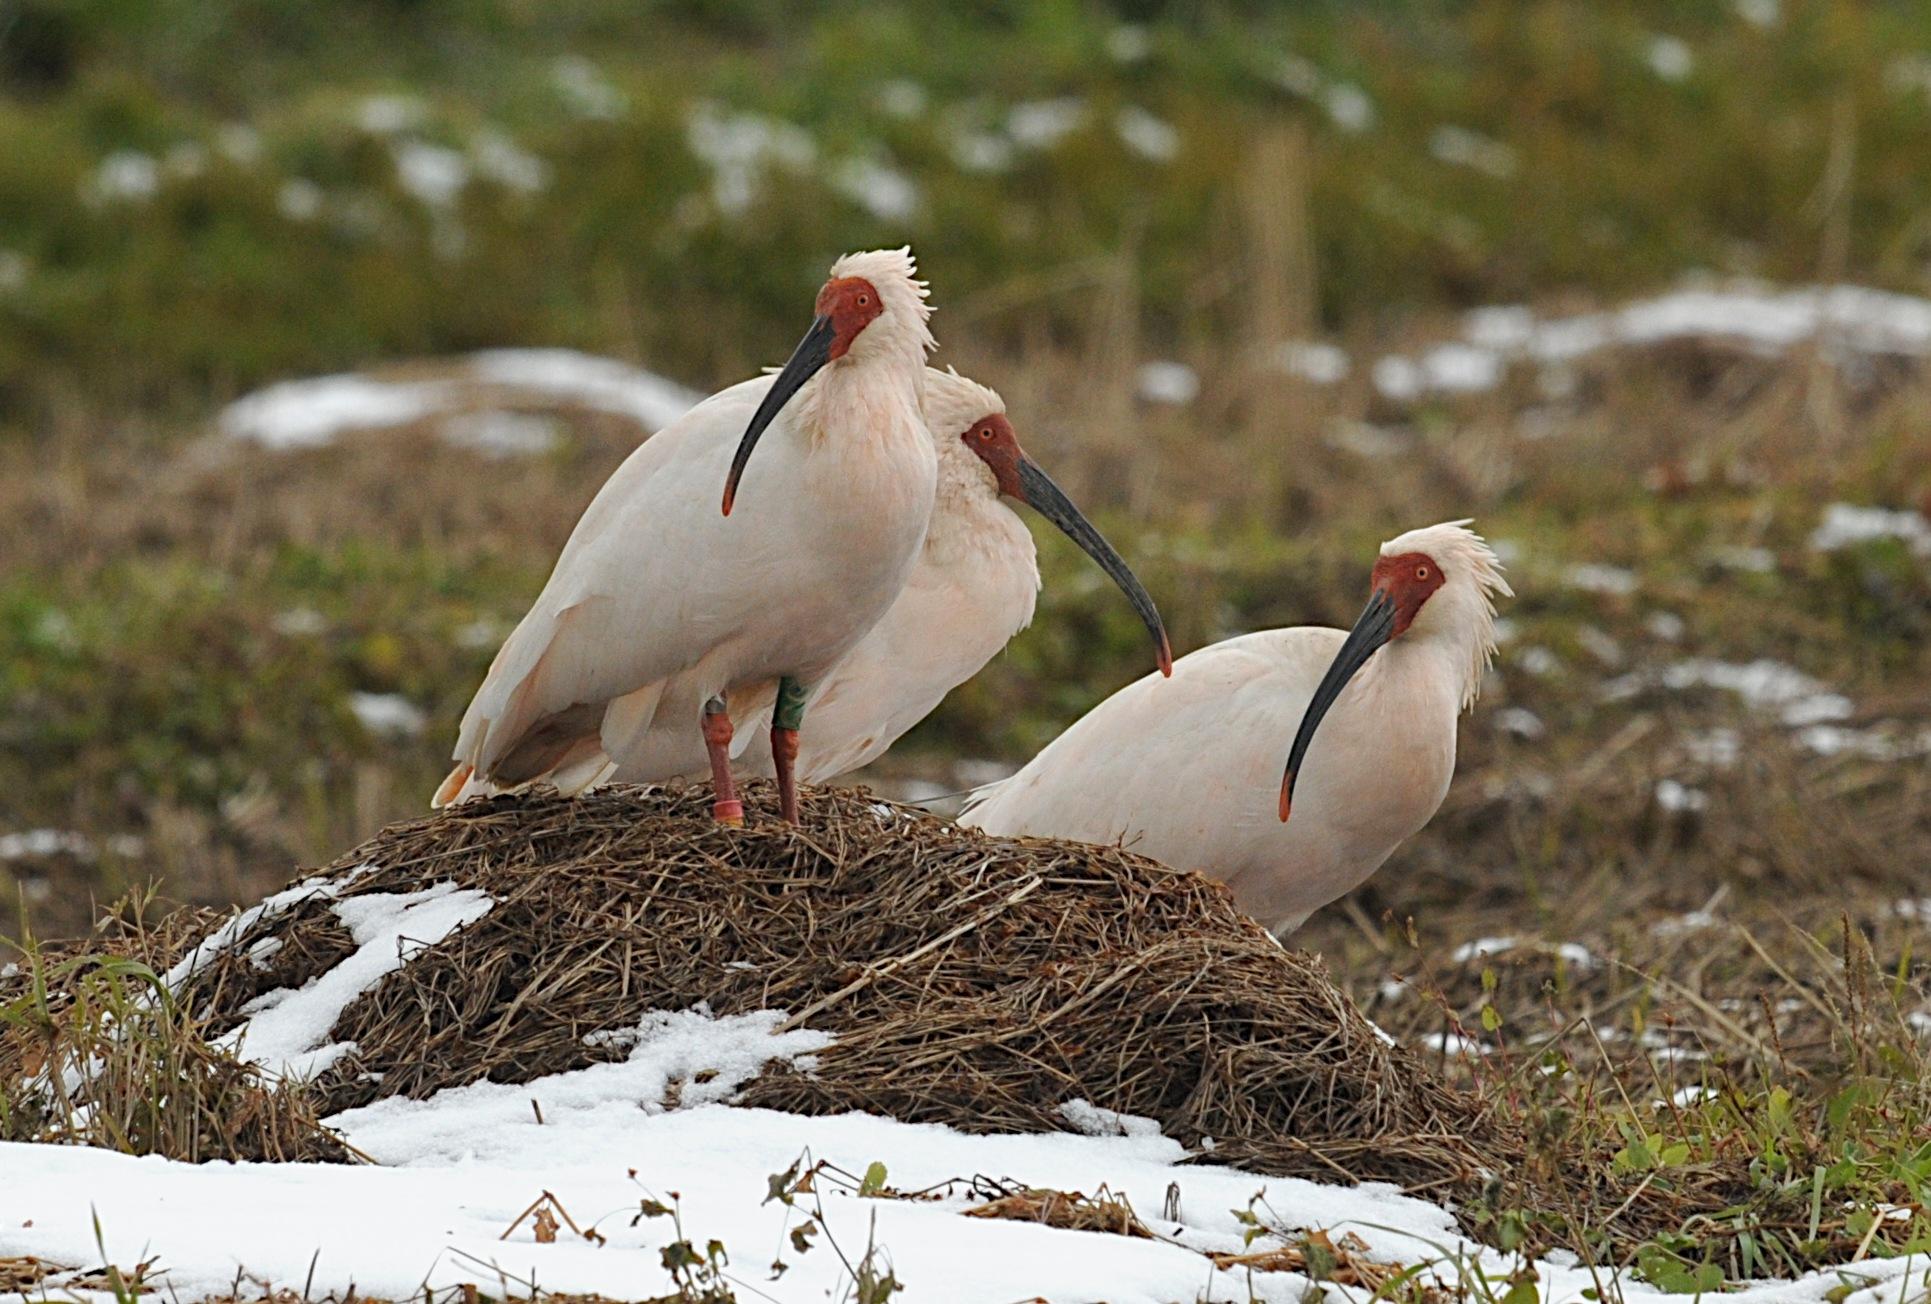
[1013, 456, 1173, 677]
[722, 314, 838, 516]
[1278, 588, 1397, 822]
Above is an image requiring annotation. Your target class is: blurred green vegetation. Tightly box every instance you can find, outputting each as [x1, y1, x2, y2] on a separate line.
[5, 0, 1931, 420]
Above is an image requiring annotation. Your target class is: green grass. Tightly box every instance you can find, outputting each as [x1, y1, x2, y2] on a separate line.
[6, 1, 1931, 420]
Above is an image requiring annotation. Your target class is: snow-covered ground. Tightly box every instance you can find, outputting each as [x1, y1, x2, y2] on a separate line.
[5, 1074, 1928, 1303]
[220, 349, 702, 453]
[6, 855, 1928, 1302]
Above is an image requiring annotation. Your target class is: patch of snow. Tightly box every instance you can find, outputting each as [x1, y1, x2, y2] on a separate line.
[465, 348, 702, 430]
[1115, 107, 1179, 162]
[1606, 658, 1853, 728]
[1890, 898, 1931, 922]
[1794, 723, 1931, 762]
[1709, 545, 1776, 573]
[1057, 1098, 1163, 1139]
[1325, 420, 1408, 459]
[0, 1092, 1602, 1304]
[685, 102, 815, 215]
[163, 868, 376, 992]
[340, 1008, 829, 1162]
[1684, 728, 1742, 767]
[1655, 779, 1709, 814]
[1735, 0, 1780, 27]
[1515, 646, 1560, 677]
[1887, 54, 1931, 101]
[875, 79, 927, 119]
[1493, 707, 1545, 740]
[1810, 503, 1931, 556]
[1372, 281, 1931, 405]
[439, 410, 560, 459]
[86, 150, 159, 204]
[277, 178, 324, 222]
[1373, 344, 1500, 400]
[0, 830, 141, 861]
[216, 122, 261, 163]
[455, 618, 504, 650]
[1428, 126, 1516, 178]
[1449, 936, 1517, 964]
[1670, 1085, 1717, 1106]
[1107, 25, 1151, 64]
[357, 95, 427, 136]
[1271, 340, 1349, 384]
[392, 140, 469, 207]
[1465, 306, 1535, 351]
[1647, 35, 1695, 82]
[224, 883, 493, 1080]
[949, 129, 1015, 174]
[246, 937, 284, 971]
[1563, 563, 1639, 596]
[222, 351, 699, 453]
[1325, 83, 1375, 133]
[270, 607, 328, 637]
[1417, 1031, 1490, 1056]
[1007, 98, 1088, 150]
[1652, 910, 1719, 938]
[348, 692, 427, 738]
[222, 374, 445, 450]
[1645, 610, 1687, 642]
[831, 157, 919, 221]
[551, 56, 626, 120]
[470, 129, 549, 194]
[1372, 356, 1423, 402]
[1135, 361, 1199, 406]
[1576, 625, 1625, 667]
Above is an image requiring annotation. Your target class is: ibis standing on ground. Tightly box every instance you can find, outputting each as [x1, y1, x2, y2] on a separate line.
[435, 248, 938, 825]
[613, 366, 1172, 788]
[963, 521, 1511, 935]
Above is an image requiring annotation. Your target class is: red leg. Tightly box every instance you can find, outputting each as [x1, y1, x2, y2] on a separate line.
[771, 724, 800, 823]
[702, 696, 743, 827]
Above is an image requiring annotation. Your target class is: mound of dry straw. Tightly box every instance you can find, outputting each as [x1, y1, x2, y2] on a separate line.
[156, 783, 1504, 1189]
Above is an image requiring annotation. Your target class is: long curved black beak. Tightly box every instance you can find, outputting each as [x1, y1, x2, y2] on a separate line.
[1015, 456, 1173, 677]
[723, 314, 837, 516]
[1279, 588, 1396, 822]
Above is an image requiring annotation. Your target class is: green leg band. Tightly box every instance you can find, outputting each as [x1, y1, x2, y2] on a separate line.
[775, 676, 808, 732]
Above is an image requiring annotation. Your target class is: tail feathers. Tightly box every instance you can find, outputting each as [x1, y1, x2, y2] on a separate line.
[954, 777, 1007, 828]
[431, 763, 474, 810]
[429, 744, 618, 812]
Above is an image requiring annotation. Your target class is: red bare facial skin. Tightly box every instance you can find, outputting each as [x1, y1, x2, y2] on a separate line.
[815, 276, 884, 360]
[960, 413, 1024, 497]
[1370, 551, 1446, 636]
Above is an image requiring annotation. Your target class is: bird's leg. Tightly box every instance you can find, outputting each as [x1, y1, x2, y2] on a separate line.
[771, 676, 807, 824]
[702, 695, 743, 827]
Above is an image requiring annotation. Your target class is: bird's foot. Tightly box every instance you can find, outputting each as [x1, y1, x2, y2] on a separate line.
[712, 798, 745, 828]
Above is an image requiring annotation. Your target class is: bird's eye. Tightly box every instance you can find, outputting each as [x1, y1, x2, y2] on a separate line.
[1416, 565, 1430, 580]
[856, 294, 870, 307]
[978, 427, 993, 440]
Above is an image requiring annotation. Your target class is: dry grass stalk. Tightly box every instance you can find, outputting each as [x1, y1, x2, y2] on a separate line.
[965, 1184, 1152, 1239]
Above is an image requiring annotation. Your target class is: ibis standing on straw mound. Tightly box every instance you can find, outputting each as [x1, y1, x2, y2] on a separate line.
[435, 248, 938, 826]
[613, 365, 1172, 788]
[963, 521, 1511, 935]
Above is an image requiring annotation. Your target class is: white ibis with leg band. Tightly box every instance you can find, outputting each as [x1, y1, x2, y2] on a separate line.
[434, 248, 938, 825]
[613, 366, 1172, 789]
[963, 522, 1510, 935]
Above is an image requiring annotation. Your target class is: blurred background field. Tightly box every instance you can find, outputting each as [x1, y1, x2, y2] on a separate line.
[5, 0, 1931, 1194]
